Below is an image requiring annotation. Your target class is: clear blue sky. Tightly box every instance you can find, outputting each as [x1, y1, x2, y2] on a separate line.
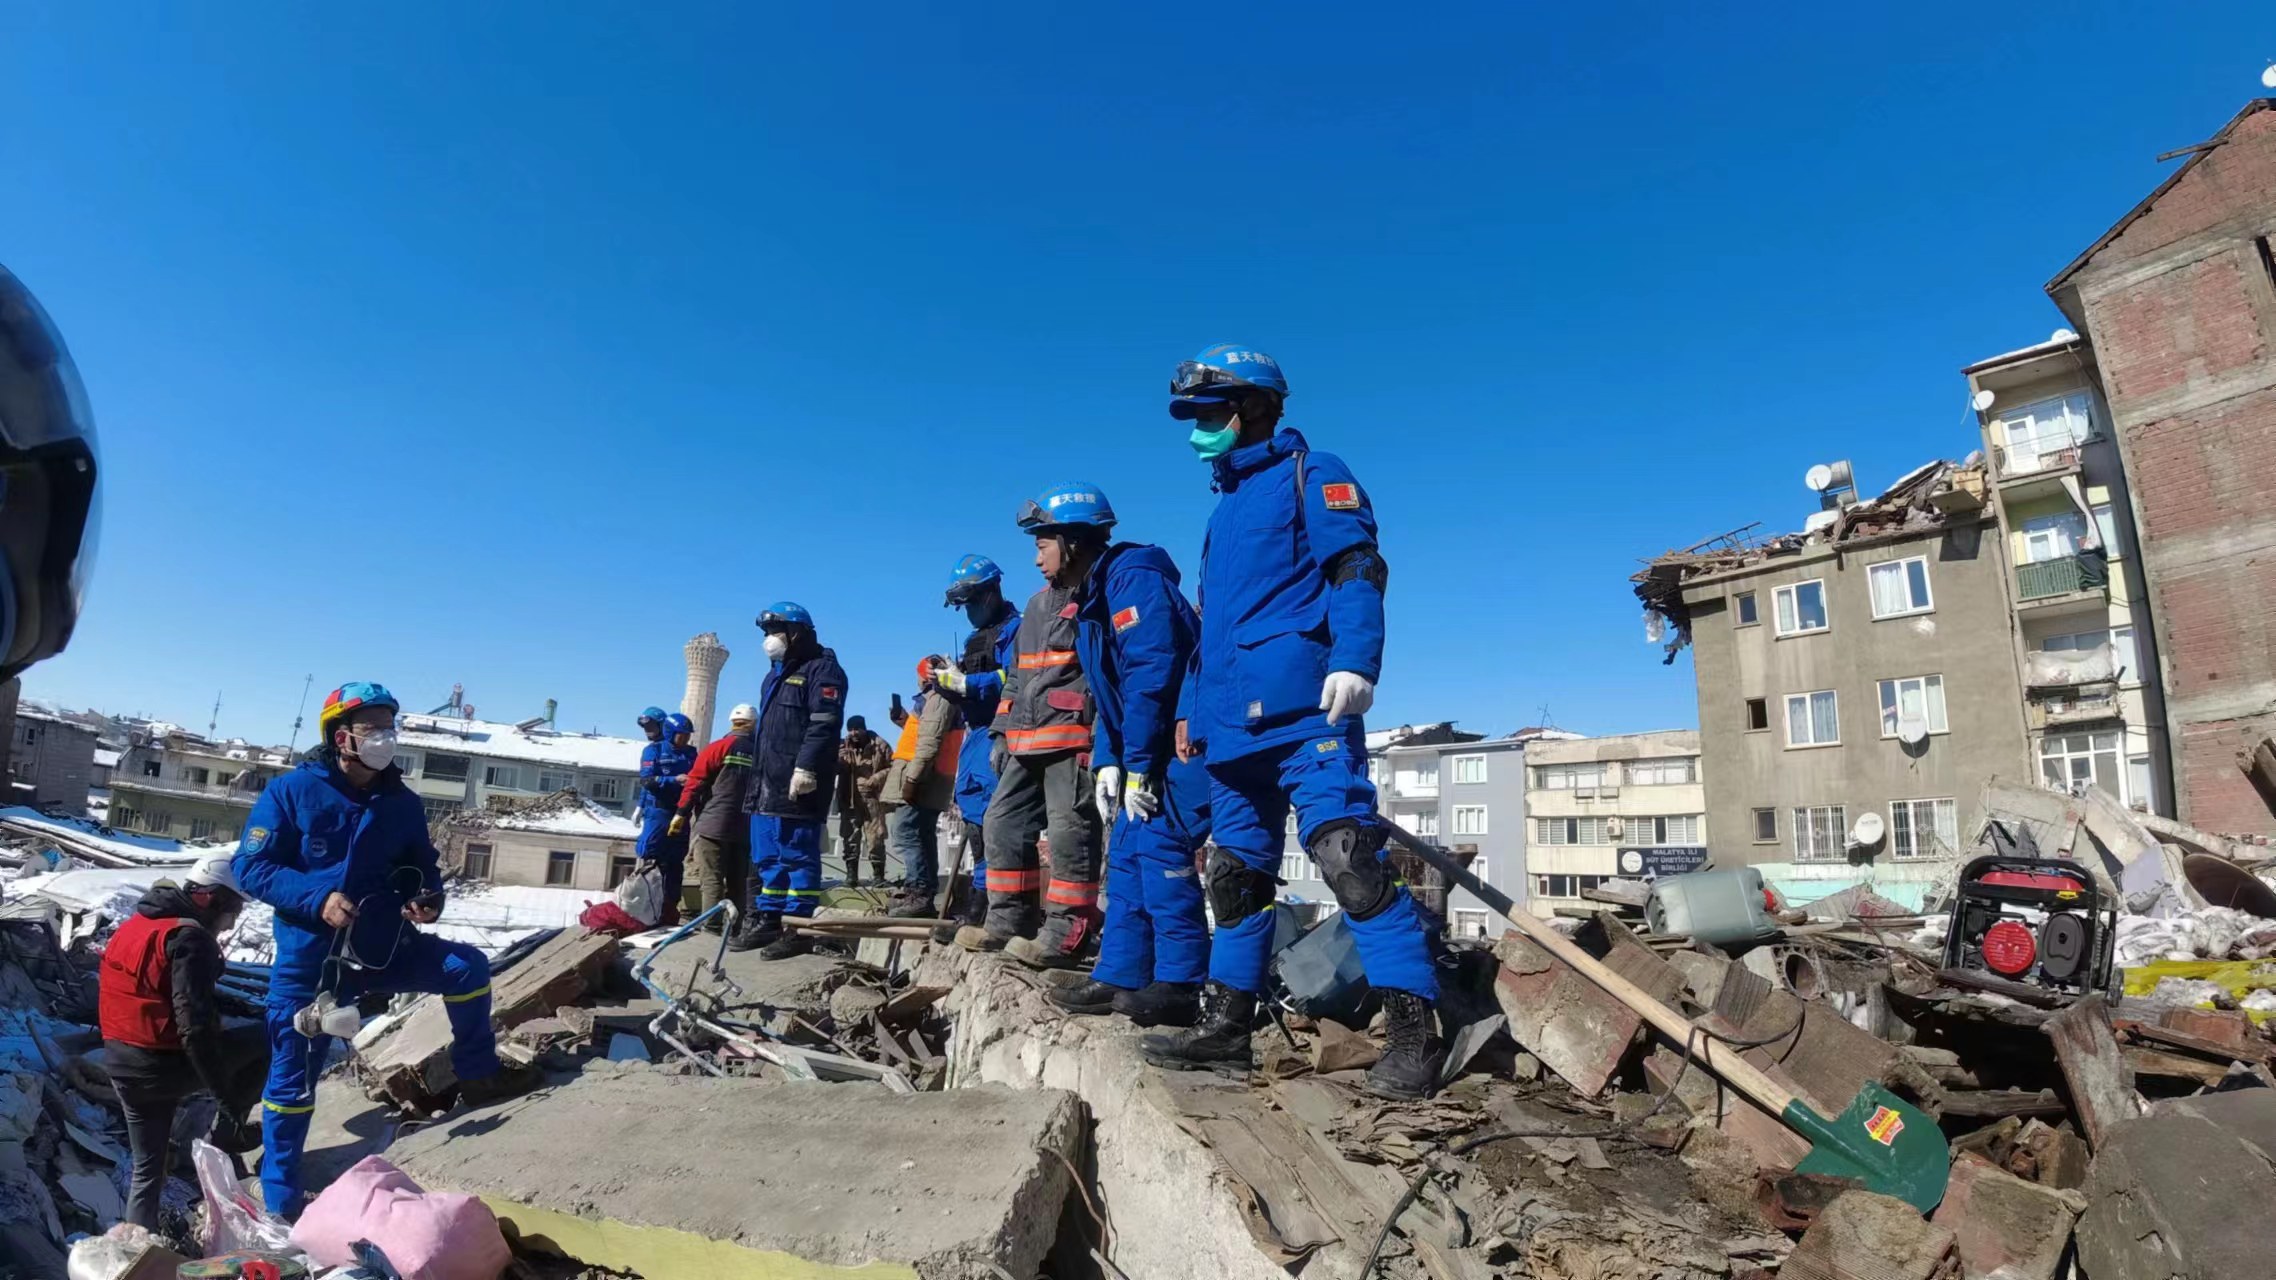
[5, 4, 2269, 746]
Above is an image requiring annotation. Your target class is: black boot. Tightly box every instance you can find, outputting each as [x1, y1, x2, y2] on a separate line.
[932, 885, 986, 944]
[886, 888, 936, 919]
[758, 931, 815, 961]
[728, 911, 782, 953]
[1047, 978, 1123, 1016]
[1139, 982, 1256, 1071]
[1365, 989, 1442, 1100]
[1114, 981, 1201, 1029]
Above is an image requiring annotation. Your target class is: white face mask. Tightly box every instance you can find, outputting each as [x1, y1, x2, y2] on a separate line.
[763, 633, 790, 662]
[348, 728, 398, 770]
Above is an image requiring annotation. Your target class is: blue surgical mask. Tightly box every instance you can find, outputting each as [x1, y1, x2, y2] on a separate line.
[1188, 423, 1240, 460]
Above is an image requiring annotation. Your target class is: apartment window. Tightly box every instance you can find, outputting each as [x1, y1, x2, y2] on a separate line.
[1751, 807, 1778, 843]
[214, 771, 235, 788]
[1470, 854, 1490, 881]
[1627, 757, 1695, 786]
[1451, 755, 1487, 785]
[189, 818, 215, 841]
[1625, 814, 1701, 846]
[1412, 811, 1440, 838]
[1451, 909, 1490, 940]
[1877, 675, 1949, 738]
[1280, 851, 1312, 882]
[537, 769, 576, 793]
[607, 854, 639, 889]
[2128, 756, 2154, 812]
[586, 775, 624, 802]
[1867, 557, 1933, 619]
[1889, 798, 1958, 861]
[545, 851, 577, 886]
[1745, 697, 1770, 732]
[140, 759, 161, 778]
[1773, 580, 1829, 636]
[143, 810, 174, 834]
[111, 806, 138, 829]
[2001, 392, 2093, 470]
[2091, 502, 2118, 554]
[1452, 806, 1488, 836]
[2112, 626, 2140, 682]
[484, 764, 523, 790]
[1534, 874, 1610, 899]
[463, 842, 493, 879]
[1793, 805, 1848, 862]
[421, 797, 463, 822]
[1534, 763, 1606, 790]
[1785, 690, 1840, 747]
[1415, 762, 1438, 789]
[1535, 816, 1610, 846]
[2022, 511, 2088, 564]
[1734, 592, 1759, 626]
[424, 752, 471, 783]
[178, 766, 210, 785]
[2041, 730, 2123, 803]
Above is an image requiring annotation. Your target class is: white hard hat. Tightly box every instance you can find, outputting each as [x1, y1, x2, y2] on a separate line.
[729, 703, 757, 725]
[185, 854, 242, 896]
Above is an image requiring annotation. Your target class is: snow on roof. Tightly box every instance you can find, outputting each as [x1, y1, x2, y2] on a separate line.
[492, 795, 641, 841]
[397, 714, 644, 773]
[93, 748, 121, 769]
[0, 806, 203, 866]
[1966, 329, 2083, 372]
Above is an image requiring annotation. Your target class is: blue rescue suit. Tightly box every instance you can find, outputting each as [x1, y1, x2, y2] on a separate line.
[743, 642, 848, 918]
[1075, 543, 1212, 989]
[944, 607, 1020, 903]
[234, 760, 501, 1215]
[1185, 428, 1436, 1000]
[636, 736, 697, 909]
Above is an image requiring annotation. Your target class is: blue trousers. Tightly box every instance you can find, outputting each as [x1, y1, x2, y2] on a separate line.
[1092, 811, 1210, 989]
[889, 805, 941, 894]
[1206, 736, 1439, 1001]
[751, 814, 824, 917]
[260, 931, 499, 1216]
[636, 809, 690, 908]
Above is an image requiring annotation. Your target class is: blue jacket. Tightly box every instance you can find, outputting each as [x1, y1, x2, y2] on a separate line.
[1184, 428, 1388, 762]
[637, 739, 696, 820]
[233, 758, 444, 999]
[1075, 542, 1198, 783]
[741, 641, 848, 820]
[944, 604, 1021, 825]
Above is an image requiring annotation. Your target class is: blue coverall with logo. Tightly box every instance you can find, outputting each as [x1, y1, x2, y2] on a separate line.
[1184, 427, 1437, 1000]
[743, 644, 848, 918]
[234, 759, 501, 1216]
[943, 612, 1021, 905]
[636, 736, 696, 907]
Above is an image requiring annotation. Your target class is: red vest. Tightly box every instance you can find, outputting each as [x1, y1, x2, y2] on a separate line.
[99, 913, 188, 1049]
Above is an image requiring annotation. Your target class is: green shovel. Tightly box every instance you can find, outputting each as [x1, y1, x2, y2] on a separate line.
[1385, 828, 1949, 1212]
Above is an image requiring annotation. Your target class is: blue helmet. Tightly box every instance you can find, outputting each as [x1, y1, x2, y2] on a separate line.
[665, 712, 694, 737]
[756, 600, 813, 631]
[945, 554, 1003, 607]
[1169, 343, 1289, 421]
[637, 705, 667, 730]
[1017, 482, 1116, 537]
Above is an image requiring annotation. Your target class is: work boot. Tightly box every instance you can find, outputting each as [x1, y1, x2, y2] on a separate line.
[1364, 990, 1443, 1101]
[728, 911, 782, 953]
[1005, 933, 1082, 971]
[1139, 982, 1257, 1071]
[886, 888, 936, 919]
[932, 887, 987, 944]
[955, 925, 1010, 952]
[1114, 981, 1202, 1029]
[871, 857, 889, 885]
[1046, 978, 1124, 1016]
[758, 931, 815, 961]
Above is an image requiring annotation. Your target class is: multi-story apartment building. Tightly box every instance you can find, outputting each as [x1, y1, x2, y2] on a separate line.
[1967, 334, 2172, 816]
[109, 728, 291, 843]
[395, 713, 646, 822]
[6, 705, 100, 813]
[1522, 730, 1704, 918]
[439, 797, 644, 893]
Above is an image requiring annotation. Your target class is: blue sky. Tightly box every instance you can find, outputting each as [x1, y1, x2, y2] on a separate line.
[5, 4, 2269, 746]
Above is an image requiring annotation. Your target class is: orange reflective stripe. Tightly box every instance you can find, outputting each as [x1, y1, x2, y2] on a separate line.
[1006, 724, 1091, 753]
[1017, 649, 1078, 670]
[1046, 879, 1100, 906]
[995, 698, 1013, 716]
[986, 868, 1043, 891]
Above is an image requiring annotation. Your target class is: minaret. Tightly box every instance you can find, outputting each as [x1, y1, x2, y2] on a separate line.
[682, 633, 730, 744]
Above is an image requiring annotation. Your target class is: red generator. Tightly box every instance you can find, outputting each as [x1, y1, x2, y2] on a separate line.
[1941, 855, 2117, 998]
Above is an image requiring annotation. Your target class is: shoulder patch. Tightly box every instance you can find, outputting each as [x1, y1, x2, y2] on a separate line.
[819, 685, 841, 700]
[244, 827, 270, 854]
[1321, 482, 1360, 511]
[1058, 601, 1080, 619]
[784, 676, 804, 685]
[1112, 606, 1140, 633]
[1313, 739, 1340, 754]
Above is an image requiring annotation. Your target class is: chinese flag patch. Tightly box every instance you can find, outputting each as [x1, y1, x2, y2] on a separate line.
[1113, 606, 1140, 633]
[819, 685, 841, 701]
[1321, 482, 1360, 511]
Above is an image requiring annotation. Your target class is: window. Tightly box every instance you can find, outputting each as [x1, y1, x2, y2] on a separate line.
[1535, 816, 1611, 845]
[140, 759, 161, 778]
[2128, 756, 2154, 811]
[607, 854, 639, 889]
[1469, 854, 1490, 881]
[2001, 391, 2093, 471]
[1415, 762, 1438, 789]
[424, 753, 470, 783]
[1625, 814, 1701, 845]
[1451, 755, 1487, 785]
[2091, 502, 2117, 554]
[421, 797, 463, 821]
[1785, 691, 1840, 747]
[1734, 591, 1759, 626]
[1752, 807, 1778, 843]
[463, 843, 493, 879]
[2041, 730, 2123, 803]
[142, 809, 174, 833]
[1773, 580, 1828, 636]
[214, 771, 235, 788]
[1451, 909, 1490, 940]
[1284, 811, 1299, 835]
[1412, 811, 1440, 838]
[1534, 763, 1606, 790]
[189, 818, 215, 841]
[1877, 675, 1949, 738]
[538, 769, 576, 793]
[1452, 806, 1488, 836]
[1793, 805, 1848, 861]
[1627, 757, 1695, 786]
[484, 764, 522, 790]
[1534, 874, 1611, 899]
[1889, 798, 1958, 861]
[1281, 851, 1312, 881]
[178, 765, 210, 785]
[586, 775, 624, 802]
[2022, 511, 2089, 563]
[1745, 697, 1770, 732]
[112, 806, 138, 829]
[1867, 557, 1933, 618]
[545, 851, 577, 886]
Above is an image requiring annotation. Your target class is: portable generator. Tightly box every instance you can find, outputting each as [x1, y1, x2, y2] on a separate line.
[1941, 854, 2117, 998]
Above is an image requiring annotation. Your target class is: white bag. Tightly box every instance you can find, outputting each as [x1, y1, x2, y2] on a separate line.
[614, 862, 665, 927]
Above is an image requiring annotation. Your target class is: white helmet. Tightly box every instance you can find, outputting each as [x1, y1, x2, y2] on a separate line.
[185, 854, 242, 896]
[729, 703, 758, 727]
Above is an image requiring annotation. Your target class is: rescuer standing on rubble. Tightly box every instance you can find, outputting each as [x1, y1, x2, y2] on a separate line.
[931, 555, 1022, 942]
[637, 711, 698, 915]
[732, 602, 849, 957]
[672, 702, 759, 928]
[881, 657, 963, 917]
[834, 713, 895, 886]
[1138, 344, 1445, 1099]
[1021, 483, 1214, 1025]
[236, 682, 525, 1216]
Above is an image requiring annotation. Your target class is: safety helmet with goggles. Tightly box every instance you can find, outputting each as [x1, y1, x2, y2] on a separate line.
[1168, 343, 1288, 422]
[0, 266, 101, 684]
[637, 705, 667, 728]
[944, 554, 1003, 607]
[756, 601, 813, 632]
[1016, 483, 1116, 538]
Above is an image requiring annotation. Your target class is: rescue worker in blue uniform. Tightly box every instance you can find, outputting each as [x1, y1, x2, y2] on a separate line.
[932, 555, 1023, 943]
[636, 711, 698, 916]
[1026, 486, 1214, 1026]
[1138, 344, 1445, 1099]
[730, 602, 849, 958]
[235, 683, 522, 1216]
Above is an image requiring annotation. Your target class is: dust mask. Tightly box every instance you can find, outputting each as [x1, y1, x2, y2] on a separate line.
[763, 633, 790, 662]
[1188, 423, 1240, 460]
[349, 728, 398, 770]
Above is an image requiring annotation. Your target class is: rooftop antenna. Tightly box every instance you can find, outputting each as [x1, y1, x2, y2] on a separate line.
[286, 673, 314, 754]
[208, 690, 221, 738]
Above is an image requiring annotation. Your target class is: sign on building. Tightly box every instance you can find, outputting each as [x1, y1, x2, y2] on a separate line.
[1616, 846, 1709, 878]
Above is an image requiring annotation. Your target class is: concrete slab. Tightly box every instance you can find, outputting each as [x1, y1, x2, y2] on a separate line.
[386, 1065, 1082, 1280]
[2076, 1089, 2276, 1280]
[1930, 1154, 2082, 1280]
[638, 940, 844, 1022]
[1491, 931, 1641, 1097]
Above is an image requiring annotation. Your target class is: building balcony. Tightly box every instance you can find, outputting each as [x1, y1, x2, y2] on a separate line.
[1994, 444, 2085, 501]
[2028, 686, 2123, 731]
[2014, 554, 2110, 617]
[2024, 642, 2118, 690]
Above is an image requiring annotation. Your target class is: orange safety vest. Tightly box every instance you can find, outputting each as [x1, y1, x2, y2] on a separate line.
[893, 698, 965, 778]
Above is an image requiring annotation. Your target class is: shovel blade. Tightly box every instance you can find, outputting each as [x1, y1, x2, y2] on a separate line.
[1787, 1082, 1949, 1213]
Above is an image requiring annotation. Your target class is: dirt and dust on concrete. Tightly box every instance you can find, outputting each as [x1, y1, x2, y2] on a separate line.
[385, 1063, 1083, 1280]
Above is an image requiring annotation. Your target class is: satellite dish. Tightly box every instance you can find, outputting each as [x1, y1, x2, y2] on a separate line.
[1897, 713, 1930, 746]
[1805, 463, 1835, 492]
[2263, 64, 2276, 90]
[1850, 811, 1887, 847]
[1972, 389, 1996, 412]
[1606, 817, 1626, 840]
[2051, 327, 2078, 343]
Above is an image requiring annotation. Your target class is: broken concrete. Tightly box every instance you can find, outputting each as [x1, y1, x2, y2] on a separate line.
[1490, 930, 1640, 1097]
[1783, 1189, 1957, 1280]
[358, 927, 618, 1107]
[387, 1066, 1081, 1280]
[2043, 994, 2141, 1148]
[1929, 1154, 2082, 1280]
[2076, 1089, 2276, 1280]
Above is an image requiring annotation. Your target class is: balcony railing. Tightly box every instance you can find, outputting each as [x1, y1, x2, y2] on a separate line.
[2024, 643, 2117, 689]
[2016, 554, 2106, 602]
[1995, 444, 2083, 482]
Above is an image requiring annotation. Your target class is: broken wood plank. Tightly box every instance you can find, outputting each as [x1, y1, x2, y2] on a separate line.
[1935, 966, 2074, 1009]
[2042, 993, 2140, 1149]
[877, 982, 950, 1026]
[1937, 1088, 2068, 1120]
[2115, 1014, 2270, 1064]
[2123, 1044, 2235, 1088]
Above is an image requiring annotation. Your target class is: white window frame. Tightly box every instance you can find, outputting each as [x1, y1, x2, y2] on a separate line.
[545, 850, 577, 886]
[484, 763, 522, 791]
[2127, 755, 2154, 812]
[1877, 674, 1949, 739]
[537, 768, 576, 793]
[1452, 805, 1488, 836]
[2040, 730, 2125, 804]
[1793, 805, 1848, 862]
[1867, 556, 1934, 619]
[1534, 762, 1606, 790]
[2091, 502, 2117, 554]
[1626, 814, 1701, 846]
[1280, 851, 1312, 882]
[1784, 690, 1840, 748]
[1450, 909, 1490, 940]
[2022, 511, 2088, 564]
[1469, 853, 1489, 881]
[1889, 798, 1958, 861]
[1773, 579, 1830, 637]
[2000, 392, 2094, 471]
[1412, 810, 1441, 838]
[463, 842, 494, 879]
[424, 752, 471, 783]
[1627, 757, 1696, 786]
[1534, 816, 1610, 846]
[1451, 754, 1488, 785]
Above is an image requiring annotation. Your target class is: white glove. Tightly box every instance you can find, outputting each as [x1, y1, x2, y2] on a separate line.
[1123, 773, 1161, 822]
[789, 768, 819, 799]
[1094, 765, 1123, 819]
[936, 663, 968, 695]
[1319, 671, 1376, 726]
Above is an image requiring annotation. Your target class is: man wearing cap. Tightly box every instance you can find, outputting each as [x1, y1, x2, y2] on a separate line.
[671, 702, 759, 929]
[834, 714, 895, 886]
[732, 603, 849, 958]
[100, 856, 268, 1230]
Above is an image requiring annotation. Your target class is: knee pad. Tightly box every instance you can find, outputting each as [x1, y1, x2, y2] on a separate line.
[1204, 849, 1279, 925]
[1309, 821, 1394, 921]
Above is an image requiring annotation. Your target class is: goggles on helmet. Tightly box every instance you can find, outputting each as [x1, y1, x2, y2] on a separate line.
[1170, 361, 1255, 397]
